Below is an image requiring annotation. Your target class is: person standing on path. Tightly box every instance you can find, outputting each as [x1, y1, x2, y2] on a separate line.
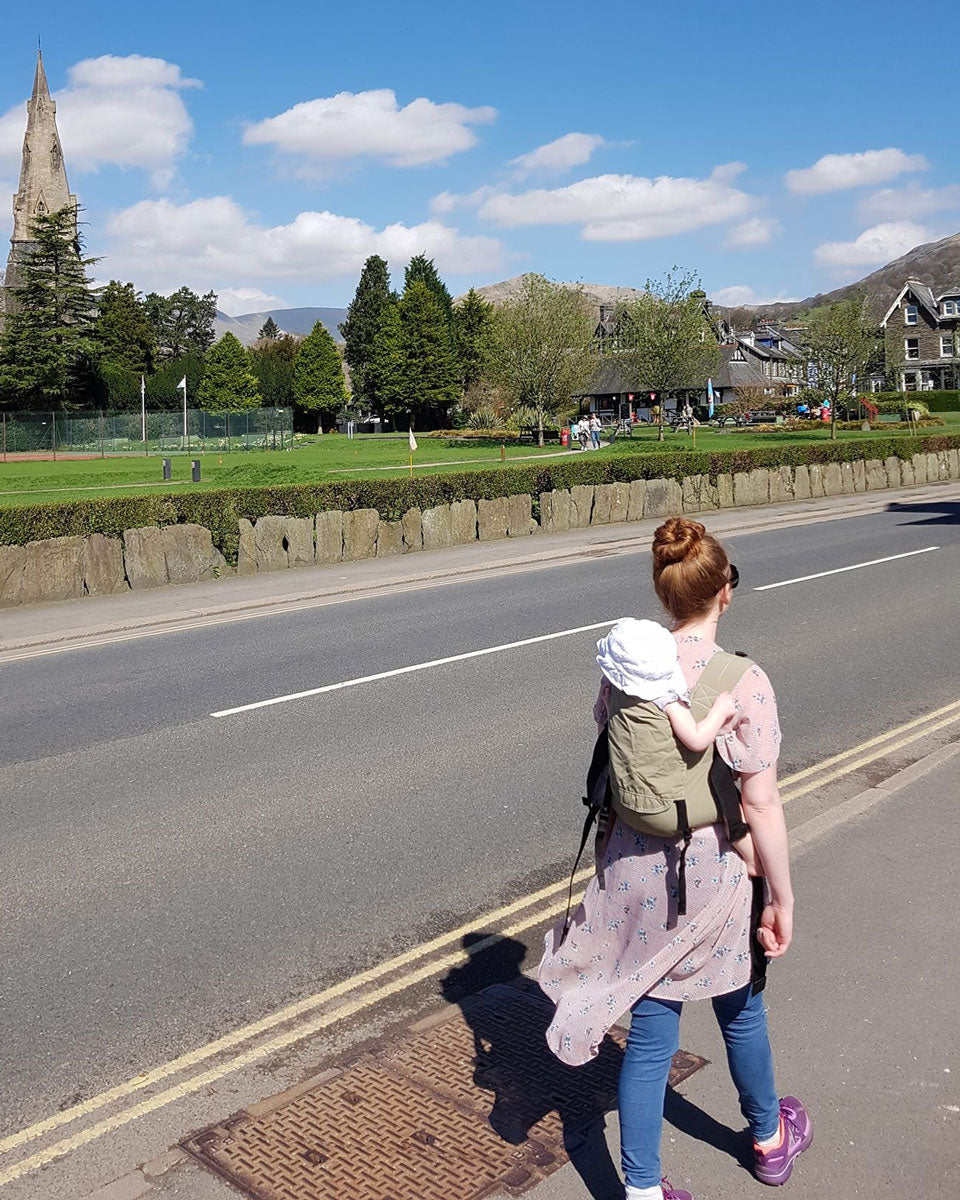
[538, 517, 811, 1200]
[578, 417, 590, 451]
[590, 412, 602, 449]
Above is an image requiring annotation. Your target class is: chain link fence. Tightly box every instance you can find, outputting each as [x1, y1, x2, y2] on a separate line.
[0, 408, 294, 458]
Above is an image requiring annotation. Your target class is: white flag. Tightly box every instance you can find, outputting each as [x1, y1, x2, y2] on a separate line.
[408, 429, 418, 452]
[177, 376, 187, 391]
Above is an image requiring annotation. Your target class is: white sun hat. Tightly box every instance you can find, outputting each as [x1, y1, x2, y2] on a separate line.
[596, 617, 689, 704]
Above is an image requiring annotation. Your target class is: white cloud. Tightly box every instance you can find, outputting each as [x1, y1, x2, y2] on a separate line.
[510, 132, 605, 176]
[0, 55, 200, 188]
[429, 185, 496, 214]
[813, 221, 931, 267]
[785, 148, 928, 195]
[215, 287, 289, 316]
[860, 182, 960, 221]
[101, 196, 505, 292]
[725, 217, 780, 247]
[476, 168, 755, 241]
[243, 89, 496, 170]
[711, 285, 799, 307]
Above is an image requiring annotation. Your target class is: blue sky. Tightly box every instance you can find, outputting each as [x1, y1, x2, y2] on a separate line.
[2, 0, 958, 314]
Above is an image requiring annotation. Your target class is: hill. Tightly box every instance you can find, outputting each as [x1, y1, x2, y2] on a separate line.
[214, 306, 347, 346]
[456, 273, 645, 314]
[760, 231, 960, 319]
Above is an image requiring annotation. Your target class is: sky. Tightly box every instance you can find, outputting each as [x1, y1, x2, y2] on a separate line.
[1, 0, 958, 315]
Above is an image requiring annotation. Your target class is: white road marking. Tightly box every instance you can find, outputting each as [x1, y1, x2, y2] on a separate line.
[753, 545, 940, 591]
[211, 619, 619, 717]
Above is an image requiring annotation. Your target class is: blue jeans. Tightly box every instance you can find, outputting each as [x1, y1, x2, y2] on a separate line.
[619, 984, 780, 1188]
[591, 430, 601, 448]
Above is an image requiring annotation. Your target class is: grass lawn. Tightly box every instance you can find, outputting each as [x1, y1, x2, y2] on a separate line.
[0, 416, 956, 508]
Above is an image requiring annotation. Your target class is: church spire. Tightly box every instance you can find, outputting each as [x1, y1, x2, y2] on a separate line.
[11, 48, 76, 244]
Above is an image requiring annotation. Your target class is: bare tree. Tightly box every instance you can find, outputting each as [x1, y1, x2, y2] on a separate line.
[800, 296, 880, 440]
[485, 275, 596, 446]
[615, 270, 723, 441]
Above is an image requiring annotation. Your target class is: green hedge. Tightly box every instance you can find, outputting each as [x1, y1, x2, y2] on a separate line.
[870, 390, 960, 412]
[2, 433, 958, 560]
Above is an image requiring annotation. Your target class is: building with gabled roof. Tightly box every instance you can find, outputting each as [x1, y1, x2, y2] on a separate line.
[880, 277, 959, 390]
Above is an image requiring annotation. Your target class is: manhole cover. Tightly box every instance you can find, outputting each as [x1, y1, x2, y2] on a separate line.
[183, 980, 707, 1200]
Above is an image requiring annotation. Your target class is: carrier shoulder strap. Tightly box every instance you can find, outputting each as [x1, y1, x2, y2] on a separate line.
[692, 649, 754, 711]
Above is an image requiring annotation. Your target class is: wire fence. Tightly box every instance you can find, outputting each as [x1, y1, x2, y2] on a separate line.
[0, 408, 294, 458]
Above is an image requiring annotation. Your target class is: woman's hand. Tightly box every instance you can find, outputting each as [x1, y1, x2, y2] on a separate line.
[757, 902, 793, 958]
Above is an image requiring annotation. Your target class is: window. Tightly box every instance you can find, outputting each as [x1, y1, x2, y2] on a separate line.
[904, 304, 918, 325]
[905, 338, 919, 359]
[941, 335, 955, 357]
[943, 300, 958, 316]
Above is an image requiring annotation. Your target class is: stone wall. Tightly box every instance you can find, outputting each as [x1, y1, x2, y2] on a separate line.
[3, 450, 959, 608]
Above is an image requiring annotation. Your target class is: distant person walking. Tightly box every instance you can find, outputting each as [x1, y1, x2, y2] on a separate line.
[539, 518, 810, 1200]
[589, 413, 602, 449]
[578, 417, 590, 451]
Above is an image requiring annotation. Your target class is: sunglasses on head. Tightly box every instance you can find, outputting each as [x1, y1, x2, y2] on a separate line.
[728, 564, 739, 589]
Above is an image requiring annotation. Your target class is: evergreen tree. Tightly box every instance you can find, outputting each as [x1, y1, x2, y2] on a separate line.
[404, 254, 454, 331]
[453, 288, 494, 392]
[339, 255, 393, 403]
[197, 333, 262, 413]
[258, 316, 280, 340]
[144, 286, 218, 360]
[250, 334, 298, 409]
[0, 205, 100, 410]
[396, 281, 459, 426]
[144, 353, 205, 410]
[293, 321, 348, 432]
[95, 281, 157, 374]
[366, 300, 404, 416]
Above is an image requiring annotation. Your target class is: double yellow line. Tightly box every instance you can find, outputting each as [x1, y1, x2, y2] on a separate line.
[2, 698, 959, 1187]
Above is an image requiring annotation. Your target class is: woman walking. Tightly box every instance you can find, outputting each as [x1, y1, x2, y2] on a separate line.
[539, 517, 810, 1200]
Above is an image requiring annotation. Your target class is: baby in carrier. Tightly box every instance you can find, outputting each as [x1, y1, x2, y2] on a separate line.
[596, 618, 758, 873]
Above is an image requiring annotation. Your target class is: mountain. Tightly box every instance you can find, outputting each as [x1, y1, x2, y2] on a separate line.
[456, 273, 646, 314]
[758, 231, 960, 320]
[214, 306, 347, 346]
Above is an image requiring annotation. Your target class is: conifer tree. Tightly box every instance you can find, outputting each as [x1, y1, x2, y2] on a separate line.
[258, 316, 280, 340]
[366, 300, 404, 415]
[197, 332, 262, 413]
[143, 287, 218, 360]
[0, 205, 99, 409]
[95, 281, 157, 374]
[454, 288, 494, 392]
[404, 254, 454, 332]
[339, 255, 393, 403]
[250, 334, 297, 408]
[396, 281, 459, 425]
[293, 321, 348, 432]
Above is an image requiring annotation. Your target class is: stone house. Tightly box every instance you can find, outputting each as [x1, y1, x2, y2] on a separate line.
[880, 279, 960, 391]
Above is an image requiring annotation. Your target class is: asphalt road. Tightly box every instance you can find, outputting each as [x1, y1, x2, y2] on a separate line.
[1, 493, 958, 1136]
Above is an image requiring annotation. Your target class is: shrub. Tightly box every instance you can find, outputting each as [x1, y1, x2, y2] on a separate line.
[869, 390, 960, 412]
[2, 433, 958, 560]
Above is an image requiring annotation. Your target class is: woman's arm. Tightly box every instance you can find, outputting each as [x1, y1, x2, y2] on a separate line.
[739, 765, 794, 957]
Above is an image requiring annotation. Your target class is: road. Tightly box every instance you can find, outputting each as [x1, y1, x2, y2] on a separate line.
[1, 490, 958, 1145]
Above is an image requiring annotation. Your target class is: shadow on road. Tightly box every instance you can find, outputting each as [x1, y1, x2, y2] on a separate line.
[887, 498, 960, 526]
[440, 931, 624, 1200]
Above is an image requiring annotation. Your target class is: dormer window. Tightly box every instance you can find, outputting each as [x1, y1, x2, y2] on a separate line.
[943, 300, 958, 317]
[904, 304, 918, 325]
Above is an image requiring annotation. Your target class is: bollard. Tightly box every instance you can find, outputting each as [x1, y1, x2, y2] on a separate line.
[162, 458, 172, 481]
[192, 459, 201, 482]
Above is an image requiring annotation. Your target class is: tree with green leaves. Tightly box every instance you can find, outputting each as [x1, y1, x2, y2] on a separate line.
[405, 254, 454, 331]
[145, 353, 205, 410]
[95, 280, 157, 374]
[293, 321, 348, 432]
[144, 286, 218, 360]
[614, 270, 723, 441]
[396, 280, 459, 426]
[454, 287, 494, 393]
[485, 274, 596, 446]
[339, 255, 393, 403]
[800, 296, 880, 440]
[0, 205, 100, 410]
[365, 299, 404, 416]
[258, 316, 280, 340]
[250, 333, 298, 410]
[197, 332, 261, 413]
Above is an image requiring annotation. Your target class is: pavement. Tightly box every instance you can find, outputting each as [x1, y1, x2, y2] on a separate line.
[1, 479, 958, 1198]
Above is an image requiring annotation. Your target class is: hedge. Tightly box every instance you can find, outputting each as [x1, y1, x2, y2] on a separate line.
[2, 433, 958, 560]
[870, 390, 960, 412]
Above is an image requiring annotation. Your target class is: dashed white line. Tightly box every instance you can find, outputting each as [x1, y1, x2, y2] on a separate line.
[753, 546, 940, 591]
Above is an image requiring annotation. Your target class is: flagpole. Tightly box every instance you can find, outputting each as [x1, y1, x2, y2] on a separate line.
[182, 377, 187, 445]
[141, 374, 146, 443]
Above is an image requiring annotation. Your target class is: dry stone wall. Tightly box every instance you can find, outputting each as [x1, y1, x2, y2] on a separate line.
[3, 454, 959, 609]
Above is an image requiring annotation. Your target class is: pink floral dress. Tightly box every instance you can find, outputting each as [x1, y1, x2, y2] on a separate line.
[538, 633, 781, 1067]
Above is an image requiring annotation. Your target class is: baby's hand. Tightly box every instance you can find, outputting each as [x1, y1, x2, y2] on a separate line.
[713, 691, 737, 728]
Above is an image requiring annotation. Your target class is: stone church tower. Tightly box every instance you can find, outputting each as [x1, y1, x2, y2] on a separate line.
[2, 51, 77, 315]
